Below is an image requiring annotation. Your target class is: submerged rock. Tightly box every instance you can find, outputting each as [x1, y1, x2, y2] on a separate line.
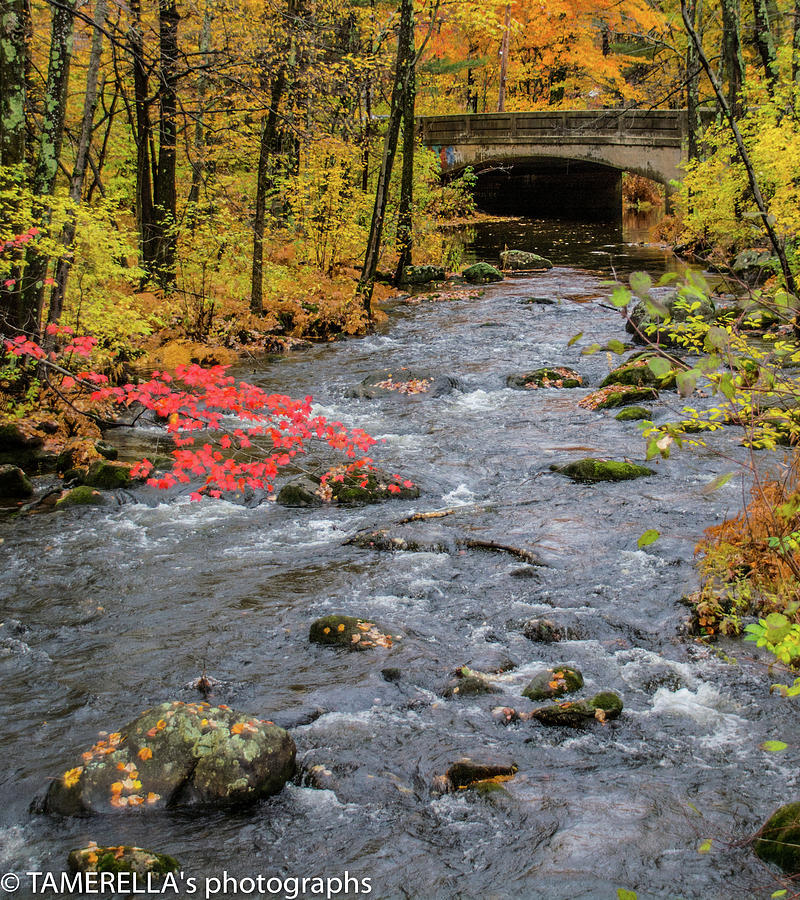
[277, 468, 418, 507]
[615, 406, 651, 422]
[400, 265, 446, 285]
[521, 618, 569, 643]
[68, 844, 179, 877]
[753, 802, 800, 872]
[522, 666, 584, 701]
[462, 262, 503, 284]
[56, 486, 108, 508]
[350, 371, 457, 399]
[501, 250, 553, 271]
[551, 458, 655, 483]
[529, 691, 623, 726]
[506, 367, 582, 390]
[0, 464, 34, 499]
[84, 460, 131, 490]
[309, 614, 400, 650]
[41, 700, 295, 815]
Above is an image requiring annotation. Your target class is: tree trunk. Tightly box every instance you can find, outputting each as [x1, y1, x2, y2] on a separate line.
[393, 10, 416, 283]
[17, 0, 75, 339]
[752, 0, 779, 91]
[355, 0, 414, 318]
[48, 0, 109, 330]
[686, 0, 702, 161]
[250, 69, 286, 315]
[0, 0, 29, 335]
[793, 0, 800, 85]
[720, 0, 745, 117]
[187, 1, 212, 220]
[153, 0, 179, 290]
[129, 0, 156, 274]
[497, 4, 510, 112]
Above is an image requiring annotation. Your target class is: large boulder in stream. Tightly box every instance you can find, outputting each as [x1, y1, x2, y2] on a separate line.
[40, 700, 295, 815]
[309, 614, 401, 650]
[462, 263, 503, 284]
[500, 250, 553, 271]
[277, 467, 418, 507]
[84, 460, 131, 490]
[579, 384, 659, 410]
[55, 486, 109, 509]
[506, 367, 582, 390]
[350, 370, 458, 399]
[599, 356, 676, 390]
[754, 802, 800, 872]
[551, 458, 655, 483]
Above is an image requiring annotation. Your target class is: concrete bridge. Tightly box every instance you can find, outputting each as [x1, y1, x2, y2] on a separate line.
[418, 109, 707, 217]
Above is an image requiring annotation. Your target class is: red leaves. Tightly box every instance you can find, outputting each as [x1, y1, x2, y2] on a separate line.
[7, 331, 383, 502]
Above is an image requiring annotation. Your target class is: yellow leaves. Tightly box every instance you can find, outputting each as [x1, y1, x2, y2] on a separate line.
[146, 792, 160, 804]
[138, 747, 153, 761]
[62, 767, 83, 788]
[337, 623, 345, 633]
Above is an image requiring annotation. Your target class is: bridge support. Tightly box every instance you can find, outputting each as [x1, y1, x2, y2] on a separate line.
[473, 159, 622, 219]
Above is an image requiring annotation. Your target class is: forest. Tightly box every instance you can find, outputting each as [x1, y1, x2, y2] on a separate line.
[5, 0, 800, 896]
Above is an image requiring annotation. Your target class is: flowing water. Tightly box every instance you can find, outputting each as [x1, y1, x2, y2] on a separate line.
[0, 214, 795, 900]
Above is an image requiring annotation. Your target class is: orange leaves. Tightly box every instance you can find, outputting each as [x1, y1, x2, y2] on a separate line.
[137, 747, 153, 761]
[231, 723, 244, 735]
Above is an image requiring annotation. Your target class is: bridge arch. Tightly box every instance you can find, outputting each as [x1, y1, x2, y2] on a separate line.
[419, 110, 691, 217]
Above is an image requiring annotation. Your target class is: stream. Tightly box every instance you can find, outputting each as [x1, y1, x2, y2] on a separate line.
[1, 213, 797, 900]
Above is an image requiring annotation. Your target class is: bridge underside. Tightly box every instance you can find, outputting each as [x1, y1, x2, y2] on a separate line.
[472, 157, 625, 219]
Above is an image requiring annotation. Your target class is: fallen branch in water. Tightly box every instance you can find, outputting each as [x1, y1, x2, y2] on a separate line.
[457, 538, 542, 564]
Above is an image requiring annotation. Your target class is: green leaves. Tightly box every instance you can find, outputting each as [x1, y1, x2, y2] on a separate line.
[567, 332, 583, 347]
[675, 371, 697, 398]
[697, 838, 712, 854]
[701, 472, 733, 495]
[611, 285, 632, 308]
[606, 339, 626, 355]
[760, 740, 788, 752]
[616, 890, 637, 900]
[637, 529, 660, 548]
[629, 271, 651, 300]
[646, 357, 672, 378]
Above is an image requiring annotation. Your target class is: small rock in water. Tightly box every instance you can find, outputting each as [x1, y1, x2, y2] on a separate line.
[442, 665, 500, 698]
[84, 460, 131, 490]
[56, 486, 108, 508]
[528, 691, 623, 727]
[68, 843, 179, 877]
[309, 614, 399, 650]
[506, 367, 582, 390]
[615, 406, 652, 422]
[400, 264, 446, 285]
[462, 262, 503, 284]
[521, 618, 567, 643]
[432, 757, 517, 793]
[522, 666, 584, 701]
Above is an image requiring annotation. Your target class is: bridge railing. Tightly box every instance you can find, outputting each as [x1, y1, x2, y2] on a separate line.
[419, 109, 715, 147]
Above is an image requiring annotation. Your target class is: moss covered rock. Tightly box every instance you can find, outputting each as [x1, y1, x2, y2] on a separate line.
[551, 458, 655, 483]
[522, 666, 583, 701]
[309, 614, 400, 650]
[506, 367, 582, 390]
[627, 293, 715, 344]
[85, 460, 131, 490]
[501, 250, 553, 271]
[277, 468, 418, 507]
[615, 406, 652, 422]
[754, 802, 800, 872]
[443, 665, 500, 698]
[56, 486, 108, 508]
[462, 263, 503, 284]
[41, 700, 295, 815]
[401, 265, 446, 285]
[68, 844, 179, 877]
[599, 356, 676, 390]
[579, 384, 659, 409]
[0, 422, 44, 469]
[0, 464, 33, 499]
[529, 691, 623, 726]
[445, 758, 517, 790]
